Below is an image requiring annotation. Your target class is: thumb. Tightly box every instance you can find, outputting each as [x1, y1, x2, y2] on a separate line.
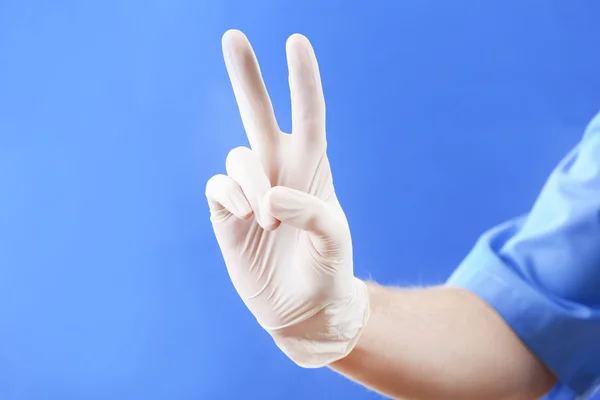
[264, 186, 343, 240]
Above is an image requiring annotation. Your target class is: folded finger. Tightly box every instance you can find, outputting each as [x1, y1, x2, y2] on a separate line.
[226, 146, 280, 231]
[205, 174, 253, 223]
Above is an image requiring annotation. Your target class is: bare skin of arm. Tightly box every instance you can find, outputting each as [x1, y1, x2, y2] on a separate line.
[330, 283, 557, 400]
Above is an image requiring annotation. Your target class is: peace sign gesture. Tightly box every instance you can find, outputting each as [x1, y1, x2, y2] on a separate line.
[206, 30, 369, 367]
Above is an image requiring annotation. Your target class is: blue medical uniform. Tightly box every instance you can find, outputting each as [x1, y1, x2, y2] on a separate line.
[447, 113, 600, 399]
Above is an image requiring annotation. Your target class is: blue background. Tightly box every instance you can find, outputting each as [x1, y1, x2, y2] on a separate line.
[1, 1, 599, 399]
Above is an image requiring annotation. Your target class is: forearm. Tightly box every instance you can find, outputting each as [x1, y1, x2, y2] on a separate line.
[330, 282, 556, 400]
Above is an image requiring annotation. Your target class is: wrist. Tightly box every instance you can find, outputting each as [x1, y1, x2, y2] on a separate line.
[268, 277, 370, 368]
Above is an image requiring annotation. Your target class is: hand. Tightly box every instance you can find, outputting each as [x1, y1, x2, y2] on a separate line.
[205, 30, 369, 367]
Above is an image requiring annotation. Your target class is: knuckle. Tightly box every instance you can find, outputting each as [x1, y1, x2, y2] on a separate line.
[205, 174, 227, 198]
[225, 146, 252, 173]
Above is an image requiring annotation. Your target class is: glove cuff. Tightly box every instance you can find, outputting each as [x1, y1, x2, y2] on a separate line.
[267, 278, 370, 368]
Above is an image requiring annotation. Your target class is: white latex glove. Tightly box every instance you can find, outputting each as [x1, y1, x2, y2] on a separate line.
[205, 30, 369, 368]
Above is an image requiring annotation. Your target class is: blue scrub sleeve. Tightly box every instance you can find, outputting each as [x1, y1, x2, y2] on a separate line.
[447, 113, 600, 399]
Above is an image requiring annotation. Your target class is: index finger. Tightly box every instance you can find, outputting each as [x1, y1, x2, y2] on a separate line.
[286, 34, 326, 147]
[222, 30, 280, 150]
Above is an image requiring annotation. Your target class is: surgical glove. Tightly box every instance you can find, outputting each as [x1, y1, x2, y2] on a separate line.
[205, 30, 370, 368]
